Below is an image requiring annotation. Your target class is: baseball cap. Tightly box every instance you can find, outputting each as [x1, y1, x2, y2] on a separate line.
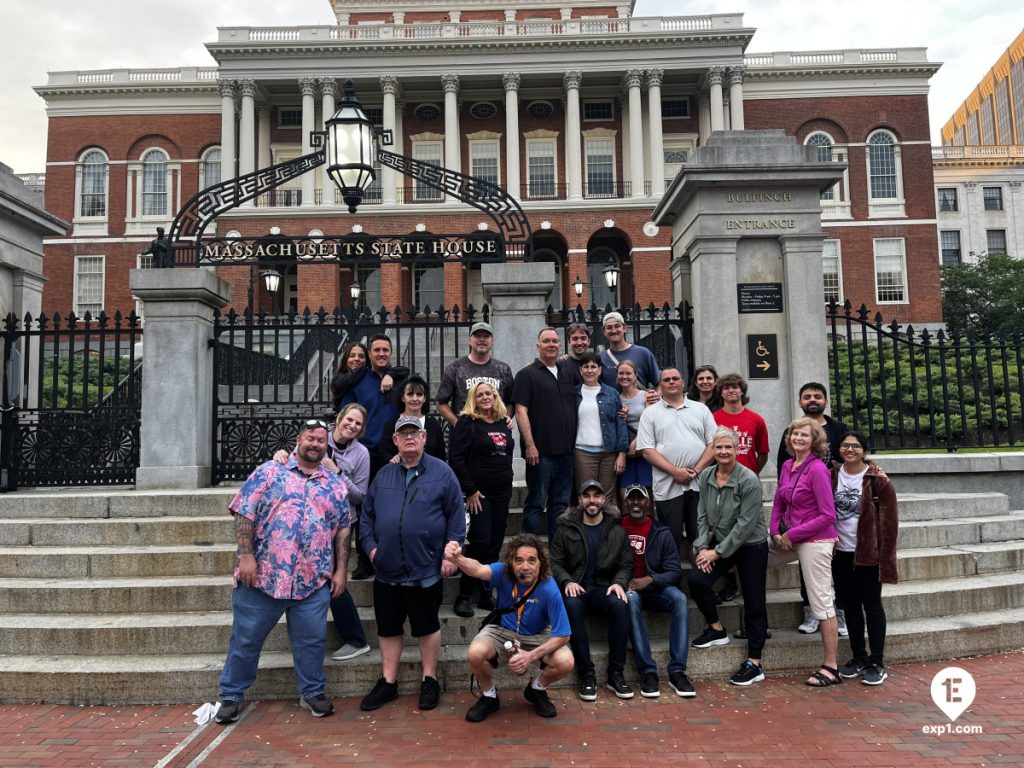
[394, 415, 425, 432]
[602, 311, 625, 328]
[470, 321, 493, 335]
[578, 479, 605, 496]
[623, 483, 650, 499]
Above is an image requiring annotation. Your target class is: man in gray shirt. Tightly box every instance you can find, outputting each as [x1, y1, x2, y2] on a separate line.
[636, 368, 716, 563]
[436, 322, 515, 425]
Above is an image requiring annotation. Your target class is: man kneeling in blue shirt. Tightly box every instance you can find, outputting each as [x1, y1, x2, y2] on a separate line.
[445, 533, 574, 722]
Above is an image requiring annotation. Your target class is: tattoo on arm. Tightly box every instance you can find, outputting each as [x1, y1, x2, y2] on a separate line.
[235, 516, 255, 555]
[335, 527, 351, 569]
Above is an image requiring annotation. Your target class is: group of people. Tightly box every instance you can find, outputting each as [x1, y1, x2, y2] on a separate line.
[212, 313, 900, 725]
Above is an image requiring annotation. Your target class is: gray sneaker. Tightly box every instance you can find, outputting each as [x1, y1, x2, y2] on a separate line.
[836, 609, 849, 638]
[332, 642, 371, 661]
[862, 665, 888, 686]
[798, 606, 819, 634]
[838, 658, 868, 678]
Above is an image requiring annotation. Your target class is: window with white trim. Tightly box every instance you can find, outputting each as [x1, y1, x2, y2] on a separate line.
[411, 141, 443, 201]
[141, 149, 169, 216]
[526, 139, 557, 198]
[79, 149, 108, 218]
[987, 229, 1007, 255]
[200, 147, 221, 189]
[583, 100, 613, 121]
[278, 107, 302, 128]
[413, 265, 444, 310]
[866, 130, 904, 217]
[661, 98, 690, 118]
[940, 231, 962, 267]
[983, 186, 1003, 211]
[822, 240, 842, 304]
[74, 256, 105, 317]
[873, 238, 907, 303]
[805, 133, 835, 200]
[469, 140, 500, 186]
[585, 137, 615, 197]
[937, 188, 958, 212]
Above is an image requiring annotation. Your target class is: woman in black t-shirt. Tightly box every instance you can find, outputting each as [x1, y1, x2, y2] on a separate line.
[379, 374, 447, 463]
[449, 381, 515, 618]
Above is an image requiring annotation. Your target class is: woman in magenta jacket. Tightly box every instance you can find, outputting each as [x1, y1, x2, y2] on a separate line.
[770, 416, 840, 687]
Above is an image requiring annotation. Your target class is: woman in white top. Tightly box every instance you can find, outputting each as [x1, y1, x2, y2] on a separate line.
[573, 351, 628, 499]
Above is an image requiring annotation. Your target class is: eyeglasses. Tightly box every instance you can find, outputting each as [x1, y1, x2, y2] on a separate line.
[303, 419, 329, 430]
[839, 443, 863, 451]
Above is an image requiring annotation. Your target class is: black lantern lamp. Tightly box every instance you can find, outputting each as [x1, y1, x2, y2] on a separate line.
[325, 80, 377, 213]
[261, 269, 282, 294]
[602, 263, 620, 290]
[573, 274, 584, 298]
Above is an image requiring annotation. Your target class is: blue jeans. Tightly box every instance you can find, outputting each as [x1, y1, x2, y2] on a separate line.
[331, 589, 367, 647]
[628, 586, 689, 676]
[523, 455, 573, 536]
[218, 583, 330, 702]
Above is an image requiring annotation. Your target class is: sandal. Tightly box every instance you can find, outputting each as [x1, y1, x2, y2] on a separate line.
[805, 665, 843, 687]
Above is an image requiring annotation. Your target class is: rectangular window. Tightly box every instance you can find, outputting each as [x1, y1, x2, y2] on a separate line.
[526, 139, 557, 198]
[583, 100, 613, 121]
[937, 188, 958, 212]
[822, 240, 842, 304]
[940, 230, 962, 267]
[987, 229, 1007, 255]
[1013, 57, 1024, 145]
[980, 96, 995, 145]
[995, 78, 1012, 145]
[278, 108, 302, 128]
[74, 256, 105, 316]
[983, 186, 1003, 211]
[469, 140, 500, 187]
[661, 98, 690, 118]
[411, 141, 443, 201]
[967, 112, 980, 145]
[363, 107, 384, 126]
[874, 238, 907, 303]
[413, 265, 444, 310]
[81, 161, 107, 217]
[585, 137, 615, 197]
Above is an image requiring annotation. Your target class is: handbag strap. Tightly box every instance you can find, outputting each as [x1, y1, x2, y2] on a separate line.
[493, 579, 539, 617]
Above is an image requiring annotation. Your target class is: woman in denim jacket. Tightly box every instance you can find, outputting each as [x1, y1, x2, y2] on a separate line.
[574, 351, 628, 499]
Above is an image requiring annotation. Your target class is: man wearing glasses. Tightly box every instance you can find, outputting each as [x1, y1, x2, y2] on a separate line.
[215, 419, 350, 723]
[359, 416, 466, 712]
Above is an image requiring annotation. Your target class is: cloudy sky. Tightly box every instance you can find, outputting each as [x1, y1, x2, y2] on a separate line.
[3, 0, 1023, 174]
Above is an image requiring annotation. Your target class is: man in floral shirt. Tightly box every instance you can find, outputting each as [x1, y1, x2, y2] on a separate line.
[215, 420, 350, 724]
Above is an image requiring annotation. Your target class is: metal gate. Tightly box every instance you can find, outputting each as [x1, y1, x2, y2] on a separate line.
[0, 311, 142, 490]
[211, 304, 486, 484]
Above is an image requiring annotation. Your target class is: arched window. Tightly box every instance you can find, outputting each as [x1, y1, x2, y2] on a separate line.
[805, 133, 834, 200]
[200, 147, 221, 189]
[867, 131, 897, 199]
[141, 149, 169, 216]
[79, 149, 108, 217]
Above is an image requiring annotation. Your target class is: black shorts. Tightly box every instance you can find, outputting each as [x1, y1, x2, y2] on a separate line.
[373, 579, 444, 638]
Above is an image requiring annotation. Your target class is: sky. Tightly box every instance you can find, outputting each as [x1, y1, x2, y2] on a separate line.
[2, 0, 1023, 174]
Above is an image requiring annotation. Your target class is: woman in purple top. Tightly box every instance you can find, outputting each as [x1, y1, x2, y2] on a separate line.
[769, 416, 841, 687]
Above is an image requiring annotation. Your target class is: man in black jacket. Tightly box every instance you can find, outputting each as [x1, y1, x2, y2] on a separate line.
[550, 479, 633, 701]
[620, 484, 695, 699]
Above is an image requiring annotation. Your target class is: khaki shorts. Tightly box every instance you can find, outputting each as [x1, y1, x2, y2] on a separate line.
[474, 624, 553, 664]
[767, 538, 836, 620]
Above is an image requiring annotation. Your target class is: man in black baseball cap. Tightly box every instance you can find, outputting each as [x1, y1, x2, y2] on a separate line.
[549, 479, 634, 701]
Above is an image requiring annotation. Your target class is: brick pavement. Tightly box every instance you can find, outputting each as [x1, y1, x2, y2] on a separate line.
[0, 652, 1019, 768]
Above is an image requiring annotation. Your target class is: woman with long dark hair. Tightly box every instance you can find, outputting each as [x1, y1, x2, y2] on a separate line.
[686, 364, 721, 413]
[380, 374, 447, 463]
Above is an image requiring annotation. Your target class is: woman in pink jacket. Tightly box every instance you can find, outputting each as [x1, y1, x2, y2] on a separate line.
[770, 416, 840, 686]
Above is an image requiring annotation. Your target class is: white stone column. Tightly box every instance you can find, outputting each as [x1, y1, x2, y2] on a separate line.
[723, 95, 732, 131]
[380, 75, 399, 205]
[646, 69, 665, 196]
[237, 80, 256, 206]
[219, 80, 236, 183]
[319, 78, 337, 205]
[728, 66, 745, 131]
[442, 73, 461, 204]
[708, 67, 725, 133]
[698, 93, 711, 144]
[625, 69, 645, 197]
[257, 105, 272, 172]
[299, 77, 317, 206]
[564, 71, 583, 200]
[503, 73, 521, 198]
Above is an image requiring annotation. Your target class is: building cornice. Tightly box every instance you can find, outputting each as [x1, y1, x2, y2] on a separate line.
[35, 68, 220, 100]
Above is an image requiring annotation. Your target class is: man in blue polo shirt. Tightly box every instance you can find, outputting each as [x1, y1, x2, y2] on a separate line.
[445, 533, 574, 722]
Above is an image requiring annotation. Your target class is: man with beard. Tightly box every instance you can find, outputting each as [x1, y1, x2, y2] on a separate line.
[550, 480, 634, 701]
[215, 420, 351, 723]
[620, 484, 695, 698]
[444, 534, 574, 722]
[561, 322, 592, 381]
[436, 321, 514, 426]
[775, 382, 848, 636]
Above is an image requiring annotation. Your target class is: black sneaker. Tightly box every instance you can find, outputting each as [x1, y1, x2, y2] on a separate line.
[606, 672, 634, 699]
[419, 676, 441, 710]
[733, 626, 772, 640]
[300, 693, 335, 718]
[361, 676, 398, 711]
[578, 674, 598, 701]
[477, 594, 496, 611]
[466, 694, 500, 722]
[717, 574, 739, 603]
[640, 673, 660, 698]
[351, 564, 374, 580]
[523, 680, 557, 718]
[839, 658, 869, 679]
[669, 671, 696, 698]
[692, 626, 730, 648]
[729, 660, 765, 686]
[214, 699, 240, 724]
[861, 665, 888, 686]
[453, 595, 474, 618]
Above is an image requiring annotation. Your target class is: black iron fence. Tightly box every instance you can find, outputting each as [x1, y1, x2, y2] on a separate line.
[0, 311, 143, 489]
[828, 301, 1024, 450]
[547, 302, 694, 382]
[211, 304, 487, 483]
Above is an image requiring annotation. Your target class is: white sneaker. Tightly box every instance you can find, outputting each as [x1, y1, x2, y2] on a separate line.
[798, 606, 820, 634]
[332, 642, 371, 661]
[836, 610, 849, 638]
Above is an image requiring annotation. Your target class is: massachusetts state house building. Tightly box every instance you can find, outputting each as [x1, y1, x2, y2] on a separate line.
[35, 0, 943, 324]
